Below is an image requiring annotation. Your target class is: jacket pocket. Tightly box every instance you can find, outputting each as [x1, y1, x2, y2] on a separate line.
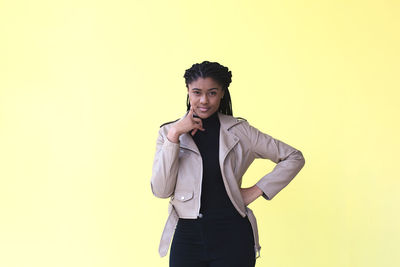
[172, 191, 194, 202]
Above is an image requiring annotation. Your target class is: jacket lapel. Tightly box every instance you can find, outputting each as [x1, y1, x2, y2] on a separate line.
[218, 113, 241, 165]
[180, 132, 200, 154]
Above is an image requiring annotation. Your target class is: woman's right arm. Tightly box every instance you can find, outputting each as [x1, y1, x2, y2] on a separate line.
[150, 108, 204, 198]
[150, 126, 181, 198]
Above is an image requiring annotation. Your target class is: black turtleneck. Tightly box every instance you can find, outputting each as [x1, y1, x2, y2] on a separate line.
[191, 111, 236, 213]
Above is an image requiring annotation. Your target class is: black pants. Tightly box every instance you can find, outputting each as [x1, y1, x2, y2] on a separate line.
[170, 207, 256, 267]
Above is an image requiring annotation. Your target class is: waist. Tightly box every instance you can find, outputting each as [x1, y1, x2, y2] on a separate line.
[180, 206, 244, 221]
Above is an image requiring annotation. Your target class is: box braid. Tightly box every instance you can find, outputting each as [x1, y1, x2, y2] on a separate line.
[184, 61, 233, 116]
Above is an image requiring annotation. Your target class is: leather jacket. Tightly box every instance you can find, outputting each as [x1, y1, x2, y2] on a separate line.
[150, 112, 305, 258]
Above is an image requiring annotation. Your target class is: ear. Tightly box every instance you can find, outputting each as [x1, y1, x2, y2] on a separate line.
[221, 89, 225, 99]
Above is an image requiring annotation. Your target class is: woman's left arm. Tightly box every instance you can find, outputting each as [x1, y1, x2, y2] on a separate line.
[240, 185, 263, 206]
[241, 121, 306, 203]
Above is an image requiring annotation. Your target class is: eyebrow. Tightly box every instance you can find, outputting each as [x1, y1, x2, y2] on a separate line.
[191, 88, 219, 91]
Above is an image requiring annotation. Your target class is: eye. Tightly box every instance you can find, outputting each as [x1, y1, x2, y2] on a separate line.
[209, 91, 217, 96]
[193, 91, 200, 95]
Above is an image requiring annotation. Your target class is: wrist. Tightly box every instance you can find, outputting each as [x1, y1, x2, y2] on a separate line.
[253, 185, 263, 197]
[167, 127, 181, 143]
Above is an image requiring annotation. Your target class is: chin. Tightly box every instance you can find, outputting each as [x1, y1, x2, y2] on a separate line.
[197, 110, 214, 119]
[197, 114, 209, 119]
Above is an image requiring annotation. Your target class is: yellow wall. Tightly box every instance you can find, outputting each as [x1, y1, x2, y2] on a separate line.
[1, 0, 399, 266]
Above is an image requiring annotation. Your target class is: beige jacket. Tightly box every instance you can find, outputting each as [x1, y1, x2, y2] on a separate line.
[150, 112, 305, 258]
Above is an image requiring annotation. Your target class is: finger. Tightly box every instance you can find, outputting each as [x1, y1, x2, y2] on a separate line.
[188, 106, 194, 116]
[191, 105, 200, 118]
[198, 121, 204, 130]
[186, 109, 193, 120]
[194, 124, 205, 132]
[196, 121, 205, 131]
[195, 120, 204, 131]
[191, 128, 198, 136]
[192, 117, 202, 124]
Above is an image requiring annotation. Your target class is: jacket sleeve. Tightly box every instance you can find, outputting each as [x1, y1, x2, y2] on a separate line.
[245, 122, 305, 201]
[150, 127, 180, 198]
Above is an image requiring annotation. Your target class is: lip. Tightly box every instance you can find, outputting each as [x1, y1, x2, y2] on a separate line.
[198, 107, 209, 112]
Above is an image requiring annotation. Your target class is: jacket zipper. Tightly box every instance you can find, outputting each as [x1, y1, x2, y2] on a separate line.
[196, 152, 203, 217]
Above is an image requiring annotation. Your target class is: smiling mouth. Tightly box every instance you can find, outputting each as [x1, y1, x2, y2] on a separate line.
[198, 107, 209, 112]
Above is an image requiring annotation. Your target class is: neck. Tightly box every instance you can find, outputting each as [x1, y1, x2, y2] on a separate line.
[201, 111, 219, 128]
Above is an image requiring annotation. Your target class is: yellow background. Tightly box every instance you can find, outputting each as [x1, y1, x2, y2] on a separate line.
[1, 0, 399, 266]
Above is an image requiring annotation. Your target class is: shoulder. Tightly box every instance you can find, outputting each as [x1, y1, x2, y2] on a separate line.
[159, 118, 179, 128]
[235, 116, 247, 122]
[158, 119, 179, 137]
[159, 112, 187, 129]
[158, 113, 186, 135]
[218, 113, 248, 129]
[221, 114, 265, 138]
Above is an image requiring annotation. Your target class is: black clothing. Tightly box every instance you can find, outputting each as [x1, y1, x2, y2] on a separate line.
[170, 111, 255, 267]
[190, 111, 236, 213]
[170, 208, 255, 267]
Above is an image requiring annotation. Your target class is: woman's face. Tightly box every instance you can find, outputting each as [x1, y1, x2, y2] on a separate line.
[187, 77, 225, 119]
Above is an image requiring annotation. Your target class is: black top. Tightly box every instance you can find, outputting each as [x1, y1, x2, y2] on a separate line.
[191, 111, 237, 213]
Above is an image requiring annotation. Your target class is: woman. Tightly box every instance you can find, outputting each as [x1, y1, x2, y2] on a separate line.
[150, 61, 305, 267]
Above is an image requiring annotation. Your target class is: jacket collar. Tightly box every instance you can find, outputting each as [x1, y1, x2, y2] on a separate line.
[179, 112, 244, 157]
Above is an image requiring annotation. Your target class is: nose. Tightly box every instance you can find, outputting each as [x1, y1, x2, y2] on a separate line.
[200, 94, 208, 104]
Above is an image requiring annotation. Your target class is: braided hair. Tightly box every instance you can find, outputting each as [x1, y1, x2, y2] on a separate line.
[183, 61, 233, 116]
